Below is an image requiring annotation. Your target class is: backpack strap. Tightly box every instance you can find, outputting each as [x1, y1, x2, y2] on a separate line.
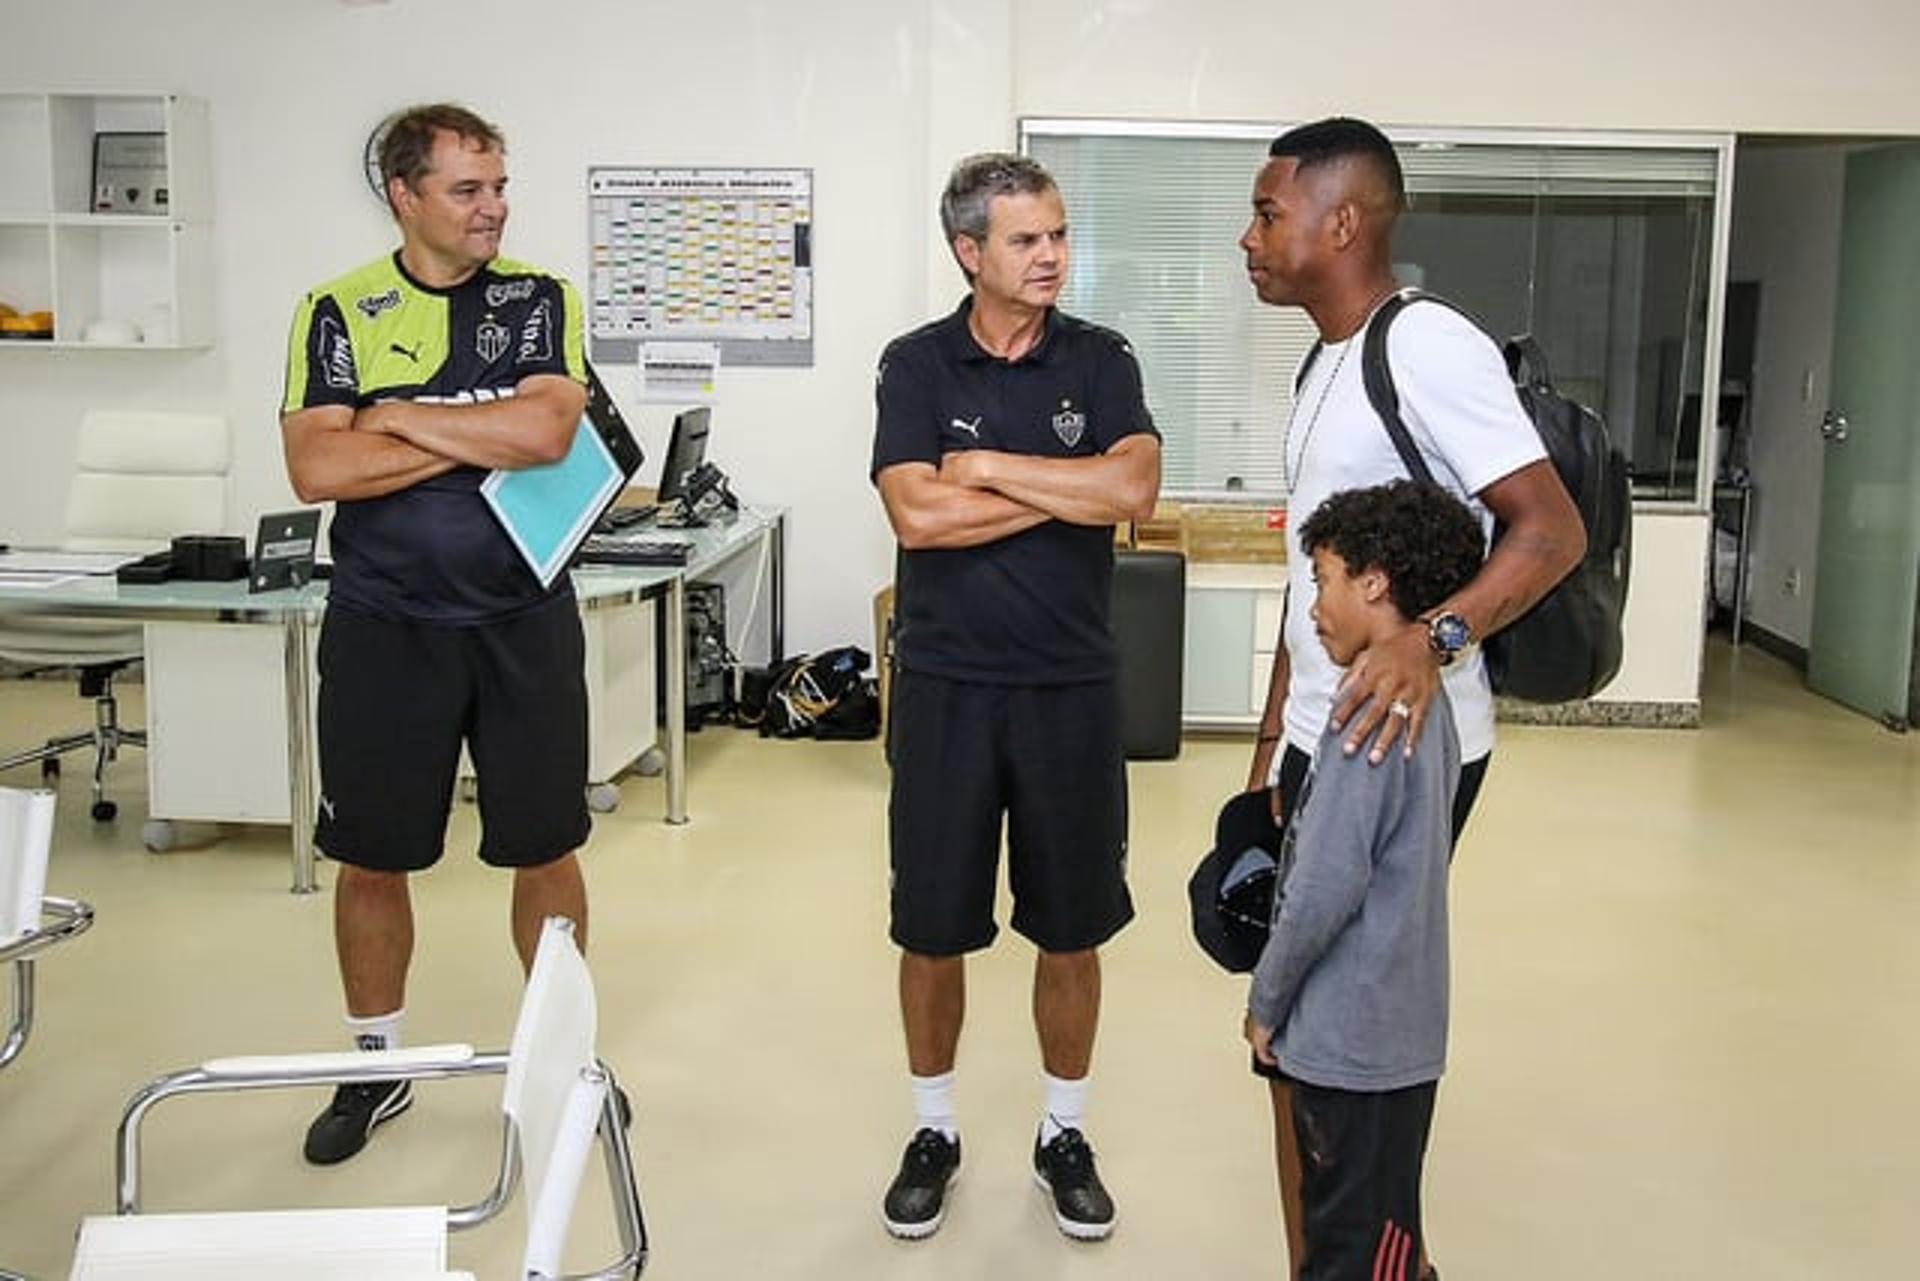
[1358, 287, 1436, 486]
[1359, 286, 1511, 488]
[1294, 342, 1324, 394]
[1503, 332, 1552, 388]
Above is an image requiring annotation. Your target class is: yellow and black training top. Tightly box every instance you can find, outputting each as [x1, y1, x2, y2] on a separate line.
[282, 251, 587, 624]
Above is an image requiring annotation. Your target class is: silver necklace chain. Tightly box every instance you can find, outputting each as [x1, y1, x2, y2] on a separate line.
[1283, 339, 1351, 494]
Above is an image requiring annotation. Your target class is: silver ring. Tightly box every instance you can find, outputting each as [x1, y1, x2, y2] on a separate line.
[1387, 698, 1412, 719]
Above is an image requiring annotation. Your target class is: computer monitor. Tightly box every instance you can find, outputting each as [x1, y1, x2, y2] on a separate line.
[656, 406, 711, 505]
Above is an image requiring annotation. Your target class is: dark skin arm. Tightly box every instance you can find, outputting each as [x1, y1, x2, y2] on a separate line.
[1333, 458, 1587, 762]
[1248, 614, 1293, 819]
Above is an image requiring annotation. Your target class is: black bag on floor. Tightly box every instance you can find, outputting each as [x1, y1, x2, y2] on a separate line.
[759, 646, 880, 740]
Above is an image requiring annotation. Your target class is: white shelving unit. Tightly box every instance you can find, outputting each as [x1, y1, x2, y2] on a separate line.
[0, 92, 212, 350]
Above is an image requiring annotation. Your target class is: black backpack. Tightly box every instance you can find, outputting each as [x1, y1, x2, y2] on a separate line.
[1298, 288, 1632, 703]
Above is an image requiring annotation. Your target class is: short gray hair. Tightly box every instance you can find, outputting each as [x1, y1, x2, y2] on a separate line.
[940, 153, 1057, 274]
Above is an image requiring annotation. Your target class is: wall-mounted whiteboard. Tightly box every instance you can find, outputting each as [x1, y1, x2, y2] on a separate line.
[588, 166, 813, 367]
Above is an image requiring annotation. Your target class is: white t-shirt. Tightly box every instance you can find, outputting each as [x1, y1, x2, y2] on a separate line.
[1280, 300, 1545, 764]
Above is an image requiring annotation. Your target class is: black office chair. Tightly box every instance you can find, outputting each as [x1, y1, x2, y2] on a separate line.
[1110, 549, 1187, 760]
[0, 647, 146, 822]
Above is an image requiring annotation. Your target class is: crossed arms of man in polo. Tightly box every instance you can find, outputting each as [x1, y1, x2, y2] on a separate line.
[281, 375, 585, 505]
[879, 433, 1161, 552]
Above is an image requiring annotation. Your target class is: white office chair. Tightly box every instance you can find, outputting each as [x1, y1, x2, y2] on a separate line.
[69, 917, 647, 1280]
[1, 786, 97, 1281]
[0, 410, 229, 821]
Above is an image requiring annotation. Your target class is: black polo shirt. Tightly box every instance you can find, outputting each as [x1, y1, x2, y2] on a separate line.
[871, 298, 1157, 685]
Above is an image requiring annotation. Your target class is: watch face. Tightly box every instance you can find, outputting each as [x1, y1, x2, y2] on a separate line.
[1430, 612, 1472, 654]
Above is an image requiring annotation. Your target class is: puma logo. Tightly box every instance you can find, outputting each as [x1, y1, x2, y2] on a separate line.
[950, 416, 981, 438]
[390, 341, 422, 363]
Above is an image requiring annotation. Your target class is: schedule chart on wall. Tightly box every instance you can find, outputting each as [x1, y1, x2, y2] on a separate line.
[588, 167, 813, 366]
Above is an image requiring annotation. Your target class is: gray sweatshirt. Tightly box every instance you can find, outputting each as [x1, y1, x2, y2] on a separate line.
[1247, 692, 1458, 1092]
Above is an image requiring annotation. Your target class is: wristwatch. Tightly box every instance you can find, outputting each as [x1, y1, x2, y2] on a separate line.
[1424, 611, 1473, 666]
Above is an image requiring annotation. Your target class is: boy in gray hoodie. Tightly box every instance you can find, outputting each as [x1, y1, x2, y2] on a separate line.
[1245, 479, 1486, 1281]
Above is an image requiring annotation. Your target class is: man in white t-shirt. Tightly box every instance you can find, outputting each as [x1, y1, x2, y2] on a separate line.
[1237, 117, 1587, 1280]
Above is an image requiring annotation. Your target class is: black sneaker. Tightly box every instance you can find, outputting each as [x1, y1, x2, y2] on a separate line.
[1032, 1127, 1115, 1240]
[882, 1128, 961, 1239]
[302, 1079, 413, 1165]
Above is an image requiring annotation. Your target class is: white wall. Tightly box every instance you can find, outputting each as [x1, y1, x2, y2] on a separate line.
[0, 0, 948, 657]
[6, 0, 1920, 686]
[1008, 0, 1920, 706]
[1011, 0, 1920, 134]
[1729, 144, 1849, 649]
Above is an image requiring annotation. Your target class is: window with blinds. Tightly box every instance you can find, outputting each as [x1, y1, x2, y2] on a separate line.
[1023, 123, 1731, 505]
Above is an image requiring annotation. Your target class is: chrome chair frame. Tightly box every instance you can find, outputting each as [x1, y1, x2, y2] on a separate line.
[2, 888, 95, 1280]
[108, 1048, 647, 1279]
[0, 675, 144, 822]
[0, 893, 95, 1071]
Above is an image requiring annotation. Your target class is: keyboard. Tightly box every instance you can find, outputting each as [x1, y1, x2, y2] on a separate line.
[576, 534, 691, 567]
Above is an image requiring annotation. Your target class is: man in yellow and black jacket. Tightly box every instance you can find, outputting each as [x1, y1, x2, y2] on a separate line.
[280, 102, 593, 1167]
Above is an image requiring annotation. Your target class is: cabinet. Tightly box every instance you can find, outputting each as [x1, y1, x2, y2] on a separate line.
[0, 93, 212, 349]
[1181, 562, 1287, 729]
[143, 621, 315, 825]
[142, 597, 660, 832]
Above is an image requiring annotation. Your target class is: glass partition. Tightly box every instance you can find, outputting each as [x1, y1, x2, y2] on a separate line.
[1024, 122, 1732, 505]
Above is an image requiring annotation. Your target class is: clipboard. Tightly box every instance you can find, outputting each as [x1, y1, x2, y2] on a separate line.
[481, 364, 646, 587]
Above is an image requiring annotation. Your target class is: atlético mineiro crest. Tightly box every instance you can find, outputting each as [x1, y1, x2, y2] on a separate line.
[476, 317, 511, 362]
[1052, 397, 1086, 447]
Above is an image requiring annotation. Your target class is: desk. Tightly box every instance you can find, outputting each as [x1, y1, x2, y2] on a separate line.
[0, 575, 325, 891]
[571, 505, 786, 826]
[0, 505, 784, 894]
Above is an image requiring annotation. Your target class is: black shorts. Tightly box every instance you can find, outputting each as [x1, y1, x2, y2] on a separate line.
[314, 597, 590, 873]
[1252, 746, 1488, 1080]
[887, 668, 1133, 955]
[1290, 1079, 1436, 1281]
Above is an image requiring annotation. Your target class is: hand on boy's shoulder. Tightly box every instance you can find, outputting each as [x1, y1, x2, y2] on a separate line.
[1330, 621, 1441, 764]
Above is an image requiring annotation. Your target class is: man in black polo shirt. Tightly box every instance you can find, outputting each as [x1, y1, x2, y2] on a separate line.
[870, 153, 1161, 1242]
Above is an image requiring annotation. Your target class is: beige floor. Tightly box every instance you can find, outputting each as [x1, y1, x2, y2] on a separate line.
[0, 641, 1915, 1279]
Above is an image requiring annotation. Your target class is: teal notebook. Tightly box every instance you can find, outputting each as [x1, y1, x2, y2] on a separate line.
[479, 366, 645, 586]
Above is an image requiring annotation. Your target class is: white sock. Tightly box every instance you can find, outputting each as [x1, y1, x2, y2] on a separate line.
[346, 1008, 403, 1053]
[1040, 1072, 1088, 1145]
[911, 1071, 957, 1140]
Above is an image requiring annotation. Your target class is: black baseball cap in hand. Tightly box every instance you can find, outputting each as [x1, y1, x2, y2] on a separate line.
[1188, 789, 1289, 973]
